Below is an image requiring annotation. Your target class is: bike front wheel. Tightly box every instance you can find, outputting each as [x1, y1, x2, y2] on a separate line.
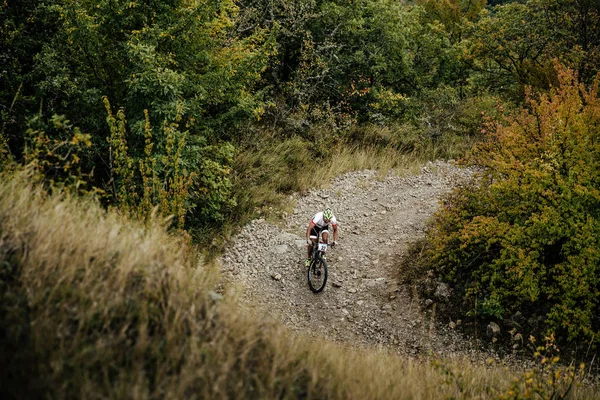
[307, 256, 328, 293]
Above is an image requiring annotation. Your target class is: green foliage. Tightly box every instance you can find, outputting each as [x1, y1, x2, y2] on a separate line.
[5, 0, 597, 250]
[418, 65, 600, 344]
[238, 0, 465, 127]
[0, 0, 272, 195]
[471, 0, 600, 98]
[418, 0, 486, 42]
[315, 1, 463, 123]
[1, 0, 273, 239]
[0, 130, 10, 169]
[105, 101, 136, 208]
[23, 114, 93, 193]
[104, 97, 194, 230]
[192, 141, 237, 226]
[103, 96, 236, 232]
[471, 0, 564, 94]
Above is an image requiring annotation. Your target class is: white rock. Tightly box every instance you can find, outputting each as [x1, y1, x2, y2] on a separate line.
[271, 273, 282, 281]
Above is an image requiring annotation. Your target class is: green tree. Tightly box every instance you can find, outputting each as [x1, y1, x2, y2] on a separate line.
[1, 0, 274, 232]
[311, 1, 464, 123]
[471, 0, 600, 98]
[418, 0, 486, 42]
[238, 0, 464, 126]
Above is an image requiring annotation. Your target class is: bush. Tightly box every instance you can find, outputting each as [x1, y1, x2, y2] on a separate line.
[416, 65, 600, 345]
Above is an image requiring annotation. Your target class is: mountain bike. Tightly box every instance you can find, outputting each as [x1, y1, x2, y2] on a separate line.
[307, 235, 329, 293]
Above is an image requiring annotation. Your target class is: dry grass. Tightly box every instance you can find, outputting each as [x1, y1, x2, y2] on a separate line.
[232, 137, 431, 226]
[310, 145, 417, 183]
[1, 168, 599, 399]
[230, 123, 476, 230]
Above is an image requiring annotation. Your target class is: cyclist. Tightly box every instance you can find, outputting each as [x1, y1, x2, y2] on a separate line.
[305, 208, 338, 267]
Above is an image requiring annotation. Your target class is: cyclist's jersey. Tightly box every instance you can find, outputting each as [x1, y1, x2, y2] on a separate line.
[310, 212, 337, 229]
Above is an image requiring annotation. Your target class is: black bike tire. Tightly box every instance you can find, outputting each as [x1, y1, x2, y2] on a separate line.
[307, 256, 328, 293]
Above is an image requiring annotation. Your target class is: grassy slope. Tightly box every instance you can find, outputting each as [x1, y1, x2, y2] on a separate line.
[1, 170, 598, 399]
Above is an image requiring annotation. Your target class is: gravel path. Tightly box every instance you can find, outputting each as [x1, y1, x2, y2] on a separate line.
[220, 161, 494, 358]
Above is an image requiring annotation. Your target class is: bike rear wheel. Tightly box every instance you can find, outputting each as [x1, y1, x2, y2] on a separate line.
[307, 256, 328, 293]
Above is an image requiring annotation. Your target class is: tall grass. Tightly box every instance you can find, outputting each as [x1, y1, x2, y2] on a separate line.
[1, 169, 598, 399]
[230, 123, 475, 228]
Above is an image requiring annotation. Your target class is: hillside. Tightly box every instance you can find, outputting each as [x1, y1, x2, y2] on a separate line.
[2, 1, 600, 397]
[2, 168, 600, 398]
[222, 161, 507, 359]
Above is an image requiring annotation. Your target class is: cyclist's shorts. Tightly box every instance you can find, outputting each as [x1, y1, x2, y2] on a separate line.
[310, 225, 329, 239]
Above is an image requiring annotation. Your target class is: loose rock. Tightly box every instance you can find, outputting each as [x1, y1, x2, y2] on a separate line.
[487, 322, 501, 337]
[218, 162, 510, 363]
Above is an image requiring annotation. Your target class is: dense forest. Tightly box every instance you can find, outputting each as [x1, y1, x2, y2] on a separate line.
[2, 0, 600, 393]
[3, 1, 598, 233]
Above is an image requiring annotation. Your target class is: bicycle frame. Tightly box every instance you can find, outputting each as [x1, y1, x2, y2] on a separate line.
[309, 232, 328, 262]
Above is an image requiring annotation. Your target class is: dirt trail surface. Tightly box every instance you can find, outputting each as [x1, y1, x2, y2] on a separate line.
[221, 161, 486, 358]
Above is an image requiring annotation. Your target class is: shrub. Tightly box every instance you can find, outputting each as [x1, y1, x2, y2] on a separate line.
[496, 335, 585, 400]
[417, 65, 600, 345]
[104, 98, 195, 230]
[22, 114, 94, 193]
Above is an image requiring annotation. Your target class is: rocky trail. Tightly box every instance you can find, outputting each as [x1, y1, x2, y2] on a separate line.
[220, 161, 502, 360]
